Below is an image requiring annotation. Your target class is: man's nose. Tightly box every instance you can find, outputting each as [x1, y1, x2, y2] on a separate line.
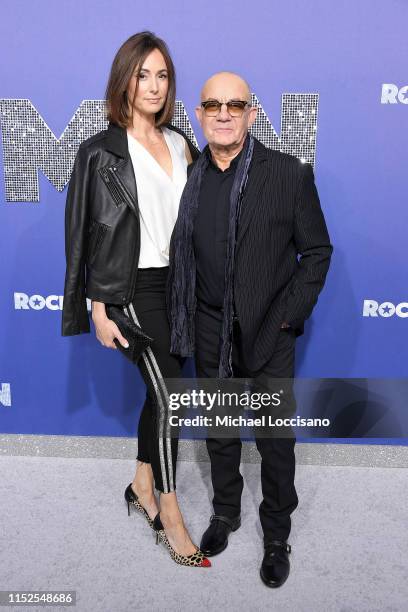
[217, 103, 231, 121]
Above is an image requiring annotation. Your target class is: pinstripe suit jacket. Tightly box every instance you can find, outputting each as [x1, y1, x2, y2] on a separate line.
[188, 137, 333, 371]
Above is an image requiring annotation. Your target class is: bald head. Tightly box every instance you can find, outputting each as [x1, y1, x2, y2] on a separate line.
[195, 70, 257, 155]
[200, 71, 251, 103]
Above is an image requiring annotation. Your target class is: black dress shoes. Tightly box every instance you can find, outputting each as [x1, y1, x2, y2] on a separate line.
[260, 540, 291, 588]
[200, 514, 241, 557]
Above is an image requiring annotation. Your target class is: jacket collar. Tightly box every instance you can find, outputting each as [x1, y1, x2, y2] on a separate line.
[250, 135, 269, 163]
[105, 122, 128, 158]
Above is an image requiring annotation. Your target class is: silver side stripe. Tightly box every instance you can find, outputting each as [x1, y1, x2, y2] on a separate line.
[124, 304, 174, 493]
[128, 303, 175, 492]
[128, 303, 175, 493]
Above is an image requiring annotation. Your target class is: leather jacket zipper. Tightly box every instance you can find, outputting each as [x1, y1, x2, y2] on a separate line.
[99, 167, 124, 207]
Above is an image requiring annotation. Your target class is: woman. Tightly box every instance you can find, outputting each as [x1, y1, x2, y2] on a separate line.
[62, 31, 210, 568]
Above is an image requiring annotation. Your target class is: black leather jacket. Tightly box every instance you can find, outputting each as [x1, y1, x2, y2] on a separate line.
[61, 122, 200, 336]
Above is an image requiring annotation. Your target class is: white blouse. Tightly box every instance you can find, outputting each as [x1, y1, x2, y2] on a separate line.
[127, 127, 188, 268]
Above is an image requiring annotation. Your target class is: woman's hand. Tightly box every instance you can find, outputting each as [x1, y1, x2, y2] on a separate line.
[92, 301, 129, 349]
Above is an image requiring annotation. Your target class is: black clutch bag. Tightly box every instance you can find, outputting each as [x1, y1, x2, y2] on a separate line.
[105, 304, 153, 364]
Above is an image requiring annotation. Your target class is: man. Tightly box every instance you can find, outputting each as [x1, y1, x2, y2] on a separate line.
[167, 72, 332, 587]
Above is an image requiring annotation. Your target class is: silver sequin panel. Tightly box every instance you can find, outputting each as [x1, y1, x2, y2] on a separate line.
[0, 95, 318, 202]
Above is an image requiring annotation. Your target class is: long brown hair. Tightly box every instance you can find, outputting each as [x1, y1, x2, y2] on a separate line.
[105, 31, 176, 128]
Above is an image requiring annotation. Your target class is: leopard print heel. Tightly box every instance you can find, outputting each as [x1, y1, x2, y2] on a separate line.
[153, 513, 211, 567]
[124, 483, 154, 530]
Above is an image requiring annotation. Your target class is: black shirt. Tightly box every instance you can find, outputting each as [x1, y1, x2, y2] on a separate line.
[193, 145, 243, 308]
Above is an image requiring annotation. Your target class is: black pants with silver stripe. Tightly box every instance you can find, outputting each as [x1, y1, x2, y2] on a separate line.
[122, 267, 181, 493]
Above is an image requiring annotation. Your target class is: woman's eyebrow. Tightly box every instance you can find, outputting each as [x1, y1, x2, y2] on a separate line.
[138, 68, 168, 73]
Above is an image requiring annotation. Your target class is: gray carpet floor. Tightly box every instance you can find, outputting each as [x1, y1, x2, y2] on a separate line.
[0, 455, 407, 612]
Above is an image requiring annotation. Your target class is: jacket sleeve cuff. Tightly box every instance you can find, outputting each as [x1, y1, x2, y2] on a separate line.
[61, 296, 90, 336]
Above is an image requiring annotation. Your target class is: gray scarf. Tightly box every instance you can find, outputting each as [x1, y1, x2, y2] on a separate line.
[167, 133, 254, 378]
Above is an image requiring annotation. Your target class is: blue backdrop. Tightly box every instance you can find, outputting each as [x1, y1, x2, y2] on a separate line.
[0, 0, 406, 442]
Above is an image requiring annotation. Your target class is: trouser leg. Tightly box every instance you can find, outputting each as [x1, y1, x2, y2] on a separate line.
[136, 392, 153, 463]
[122, 268, 182, 494]
[195, 302, 243, 518]
[255, 436, 297, 542]
[251, 328, 299, 543]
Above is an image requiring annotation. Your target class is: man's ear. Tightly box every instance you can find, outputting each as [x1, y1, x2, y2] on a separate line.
[248, 106, 258, 129]
[195, 106, 203, 126]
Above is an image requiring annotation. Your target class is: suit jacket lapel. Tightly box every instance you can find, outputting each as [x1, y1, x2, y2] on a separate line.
[236, 138, 268, 251]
